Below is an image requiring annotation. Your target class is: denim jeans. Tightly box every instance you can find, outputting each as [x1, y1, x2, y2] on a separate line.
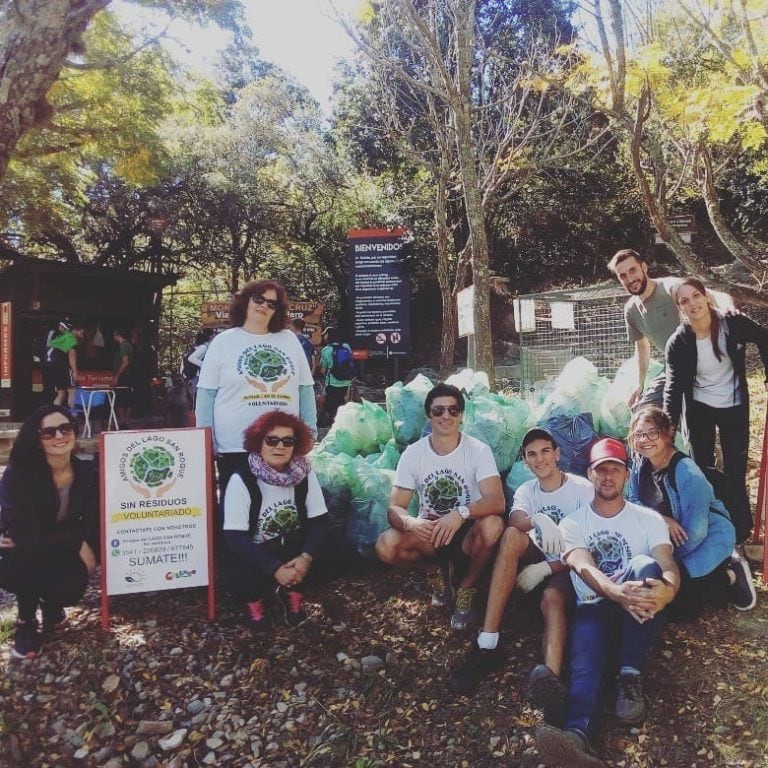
[565, 555, 669, 736]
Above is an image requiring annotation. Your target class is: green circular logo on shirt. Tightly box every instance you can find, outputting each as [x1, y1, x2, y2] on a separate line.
[129, 446, 176, 488]
[243, 347, 287, 382]
[425, 475, 463, 513]
[261, 504, 299, 535]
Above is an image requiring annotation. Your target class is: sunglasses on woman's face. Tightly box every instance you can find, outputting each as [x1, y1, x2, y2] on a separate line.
[251, 294, 280, 311]
[39, 422, 76, 440]
[429, 405, 461, 417]
[264, 434, 296, 448]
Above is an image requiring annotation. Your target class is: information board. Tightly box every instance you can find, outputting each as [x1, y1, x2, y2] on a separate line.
[100, 428, 215, 625]
[348, 228, 411, 357]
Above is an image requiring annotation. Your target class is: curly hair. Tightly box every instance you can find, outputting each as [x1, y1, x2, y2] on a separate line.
[243, 410, 314, 457]
[424, 383, 465, 416]
[228, 280, 289, 331]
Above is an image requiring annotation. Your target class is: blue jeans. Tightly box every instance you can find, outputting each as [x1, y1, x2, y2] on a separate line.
[565, 556, 669, 736]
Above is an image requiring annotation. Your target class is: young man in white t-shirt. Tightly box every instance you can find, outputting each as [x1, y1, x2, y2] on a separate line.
[375, 383, 505, 630]
[449, 428, 593, 703]
[535, 438, 680, 768]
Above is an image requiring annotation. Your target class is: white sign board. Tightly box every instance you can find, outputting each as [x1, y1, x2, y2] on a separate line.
[457, 285, 475, 338]
[101, 428, 213, 597]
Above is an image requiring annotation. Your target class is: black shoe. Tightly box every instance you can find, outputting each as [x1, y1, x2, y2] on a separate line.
[447, 642, 505, 694]
[728, 553, 757, 611]
[527, 664, 567, 725]
[41, 606, 67, 637]
[275, 587, 307, 628]
[614, 672, 645, 725]
[244, 599, 270, 633]
[11, 620, 41, 660]
[535, 724, 605, 768]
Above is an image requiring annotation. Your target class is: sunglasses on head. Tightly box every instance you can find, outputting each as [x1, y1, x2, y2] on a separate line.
[264, 434, 296, 448]
[429, 405, 461, 417]
[39, 422, 76, 440]
[251, 294, 280, 311]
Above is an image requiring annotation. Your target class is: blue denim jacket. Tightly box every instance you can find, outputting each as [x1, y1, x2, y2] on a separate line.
[629, 454, 735, 578]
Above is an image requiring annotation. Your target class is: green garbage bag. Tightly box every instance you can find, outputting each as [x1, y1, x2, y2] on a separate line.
[445, 368, 490, 398]
[309, 448, 356, 532]
[345, 462, 395, 558]
[463, 393, 536, 473]
[600, 357, 664, 439]
[318, 399, 394, 457]
[386, 373, 434, 448]
[504, 460, 536, 503]
[537, 357, 610, 433]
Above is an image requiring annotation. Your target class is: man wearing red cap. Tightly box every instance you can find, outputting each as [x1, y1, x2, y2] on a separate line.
[535, 437, 680, 768]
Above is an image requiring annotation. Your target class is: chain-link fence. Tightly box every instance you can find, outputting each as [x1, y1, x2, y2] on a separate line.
[514, 284, 634, 401]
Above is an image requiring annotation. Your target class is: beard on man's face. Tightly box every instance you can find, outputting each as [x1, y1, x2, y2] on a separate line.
[625, 273, 648, 296]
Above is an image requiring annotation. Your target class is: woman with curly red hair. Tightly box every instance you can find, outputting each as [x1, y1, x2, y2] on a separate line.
[221, 410, 328, 631]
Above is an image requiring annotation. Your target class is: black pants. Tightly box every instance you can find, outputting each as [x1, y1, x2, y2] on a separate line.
[687, 400, 751, 542]
[672, 559, 731, 621]
[324, 385, 349, 422]
[226, 534, 304, 603]
[0, 550, 88, 621]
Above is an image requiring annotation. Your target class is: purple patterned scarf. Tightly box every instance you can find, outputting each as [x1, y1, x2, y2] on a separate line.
[248, 452, 310, 487]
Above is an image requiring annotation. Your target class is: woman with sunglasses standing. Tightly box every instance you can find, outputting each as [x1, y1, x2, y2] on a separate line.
[196, 280, 316, 495]
[0, 405, 99, 658]
[221, 411, 328, 631]
[627, 406, 753, 616]
[664, 277, 768, 544]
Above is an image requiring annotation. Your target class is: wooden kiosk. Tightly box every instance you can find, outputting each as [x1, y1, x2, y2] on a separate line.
[0, 257, 176, 423]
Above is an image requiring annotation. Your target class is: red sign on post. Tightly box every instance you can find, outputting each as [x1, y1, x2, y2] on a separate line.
[1, 302, 12, 388]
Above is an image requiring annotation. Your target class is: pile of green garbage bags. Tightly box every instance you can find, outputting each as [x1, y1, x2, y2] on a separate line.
[312, 359, 659, 559]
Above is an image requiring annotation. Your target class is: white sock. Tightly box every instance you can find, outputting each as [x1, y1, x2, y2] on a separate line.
[477, 631, 499, 650]
[619, 665, 640, 677]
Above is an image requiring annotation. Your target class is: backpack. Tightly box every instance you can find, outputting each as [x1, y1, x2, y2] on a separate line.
[666, 452, 734, 519]
[330, 343, 355, 380]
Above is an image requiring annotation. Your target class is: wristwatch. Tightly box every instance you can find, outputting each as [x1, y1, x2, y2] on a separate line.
[457, 505, 471, 521]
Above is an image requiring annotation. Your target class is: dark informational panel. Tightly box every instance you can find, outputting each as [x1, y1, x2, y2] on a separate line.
[348, 228, 411, 358]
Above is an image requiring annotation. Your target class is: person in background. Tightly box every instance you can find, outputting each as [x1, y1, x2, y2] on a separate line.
[112, 328, 134, 427]
[375, 384, 505, 631]
[45, 320, 84, 407]
[665, 277, 768, 544]
[221, 411, 328, 632]
[183, 328, 215, 408]
[291, 318, 316, 375]
[628, 406, 753, 614]
[319, 327, 354, 423]
[0, 405, 99, 659]
[196, 280, 316, 495]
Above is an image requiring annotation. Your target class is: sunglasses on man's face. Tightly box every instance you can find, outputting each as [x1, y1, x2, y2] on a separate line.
[264, 434, 296, 448]
[251, 294, 280, 311]
[39, 422, 76, 440]
[429, 405, 461, 418]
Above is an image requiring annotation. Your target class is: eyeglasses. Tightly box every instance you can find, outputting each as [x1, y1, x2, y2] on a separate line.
[251, 295, 280, 311]
[631, 428, 661, 442]
[39, 422, 76, 440]
[429, 405, 461, 417]
[264, 434, 296, 448]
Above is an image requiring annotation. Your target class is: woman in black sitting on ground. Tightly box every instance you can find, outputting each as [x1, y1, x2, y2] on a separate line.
[0, 405, 99, 659]
[222, 410, 328, 632]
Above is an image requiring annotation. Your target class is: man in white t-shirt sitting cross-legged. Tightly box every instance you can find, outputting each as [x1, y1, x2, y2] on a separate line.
[448, 428, 593, 707]
[375, 383, 505, 630]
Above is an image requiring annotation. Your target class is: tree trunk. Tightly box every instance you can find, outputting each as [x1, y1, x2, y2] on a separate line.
[0, 0, 110, 181]
[435, 170, 456, 375]
[451, 0, 494, 385]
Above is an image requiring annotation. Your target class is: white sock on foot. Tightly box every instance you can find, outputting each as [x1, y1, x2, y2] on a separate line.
[477, 631, 499, 650]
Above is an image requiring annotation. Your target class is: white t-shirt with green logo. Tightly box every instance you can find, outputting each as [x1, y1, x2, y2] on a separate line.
[394, 433, 500, 519]
[198, 328, 314, 453]
[512, 474, 594, 561]
[223, 470, 327, 544]
[560, 500, 670, 605]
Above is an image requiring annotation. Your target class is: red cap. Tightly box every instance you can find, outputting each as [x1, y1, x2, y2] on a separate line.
[589, 438, 628, 468]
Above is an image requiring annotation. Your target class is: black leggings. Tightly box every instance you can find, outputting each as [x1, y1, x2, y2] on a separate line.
[0, 550, 88, 621]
